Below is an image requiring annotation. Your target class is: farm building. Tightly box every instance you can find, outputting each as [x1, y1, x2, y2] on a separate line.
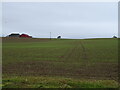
[57, 36, 61, 39]
[8, 33, 20, 37]
[20, 34, 32, 38]
[7, 33, 32, 38]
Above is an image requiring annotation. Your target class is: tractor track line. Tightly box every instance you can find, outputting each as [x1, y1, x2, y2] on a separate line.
[79, 40, 88, 60]
[59, 40, 88, 62]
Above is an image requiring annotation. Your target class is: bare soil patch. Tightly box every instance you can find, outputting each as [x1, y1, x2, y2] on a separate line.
[3, 60, 118, 80]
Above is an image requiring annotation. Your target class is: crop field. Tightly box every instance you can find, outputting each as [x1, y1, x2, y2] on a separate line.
[2, 37, 119, 88]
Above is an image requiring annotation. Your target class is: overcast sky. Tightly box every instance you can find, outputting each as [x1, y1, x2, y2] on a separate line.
[2, 2, 118, 39]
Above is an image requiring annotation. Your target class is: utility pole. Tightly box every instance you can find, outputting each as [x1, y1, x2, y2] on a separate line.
[50, 32, 51, 40]
[2, 33, 4, 37]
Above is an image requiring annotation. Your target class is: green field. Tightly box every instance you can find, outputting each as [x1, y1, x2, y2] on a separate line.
[2, 37, 119, 88]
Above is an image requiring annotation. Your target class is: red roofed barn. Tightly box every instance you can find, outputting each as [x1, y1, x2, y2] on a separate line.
[20, 34, 32, 38]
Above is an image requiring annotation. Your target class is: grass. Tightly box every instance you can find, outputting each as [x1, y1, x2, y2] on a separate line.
[2, 37, 119, 88]
[2, 76, 118, 88]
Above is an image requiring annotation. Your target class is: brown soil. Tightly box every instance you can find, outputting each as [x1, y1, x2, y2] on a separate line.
[3, 60, 118, 80]
[2, 37, 50, 43]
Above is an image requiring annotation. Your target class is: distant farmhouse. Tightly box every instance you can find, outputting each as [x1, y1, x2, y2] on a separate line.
[8, 33, 32, 38]
[20, 34, 32, 38]
[113, 36, 117, 38]
[57, 36, 61, 39]
[8, 33, 20, 37]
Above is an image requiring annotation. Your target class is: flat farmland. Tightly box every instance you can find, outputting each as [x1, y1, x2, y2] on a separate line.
[2, 38, 119, 88]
